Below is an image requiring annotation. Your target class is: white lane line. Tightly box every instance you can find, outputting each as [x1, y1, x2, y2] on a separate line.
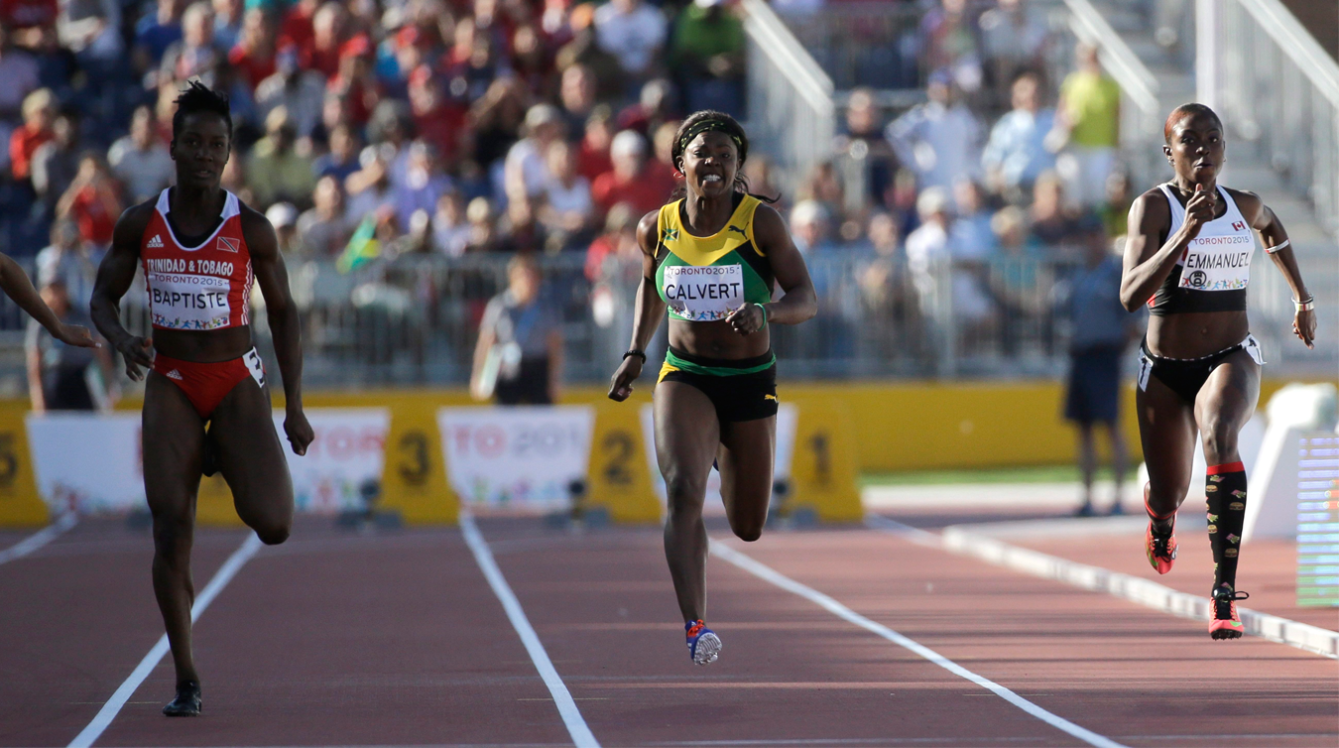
[459, 511, 600, 748]
[68, 532, 263, 748]
[863, 515, 941, 548]
[0, 512, 78, 566]
[938, 524, 1339, 660]
[710, 541, 1127, 748]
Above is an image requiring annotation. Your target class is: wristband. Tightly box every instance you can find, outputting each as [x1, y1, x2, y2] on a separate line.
[623, 349, 646, 363]
[1264, 239, 1290, 254]
[1294, 297, 1315, 312]
[754, 302, 768, 327]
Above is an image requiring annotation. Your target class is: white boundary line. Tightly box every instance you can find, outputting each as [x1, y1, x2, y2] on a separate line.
[68, 533, 264, 748]
[459, 511, 600, 748]
[937, 524, 1339, 660]
[709, 541, 1127, 748]
[0, 512, 78, 566]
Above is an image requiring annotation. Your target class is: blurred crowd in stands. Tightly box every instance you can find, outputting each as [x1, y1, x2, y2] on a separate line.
[0, 0, 1133, 361]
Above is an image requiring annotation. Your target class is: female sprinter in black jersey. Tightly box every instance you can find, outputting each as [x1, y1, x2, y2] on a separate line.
[1121, 104, 1316, 639]
[607, 112, 816, 664]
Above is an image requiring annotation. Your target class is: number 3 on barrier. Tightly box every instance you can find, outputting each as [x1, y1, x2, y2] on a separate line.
[0, 404, 51, 527]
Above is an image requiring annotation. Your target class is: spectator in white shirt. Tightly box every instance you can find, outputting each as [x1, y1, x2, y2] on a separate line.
[505, 103, 564, 201]
[905, 186, 993, 327]
[594, 0, 666, 81]
[107, 106, 175, 203]
[433, 190, 470, 257]
[981, 72, 1055, 201]
[885, 73, 981, 202]
[296, 175, 351, 258]
[538, 140, 593, 247]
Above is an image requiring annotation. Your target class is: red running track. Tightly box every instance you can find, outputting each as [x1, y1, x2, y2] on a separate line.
[1, 515, 1335, 748]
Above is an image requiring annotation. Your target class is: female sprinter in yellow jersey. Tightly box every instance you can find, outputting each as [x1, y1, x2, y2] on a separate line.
[608, 111, 816, 665]
[1121, 104, 1316, 639]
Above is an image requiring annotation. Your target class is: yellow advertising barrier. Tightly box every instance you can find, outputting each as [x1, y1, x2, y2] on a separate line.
[378, 396, 458, 524]
[0, 402, 50, 526]
[585, 399, 660, 523]
[786, 396, 863, 523]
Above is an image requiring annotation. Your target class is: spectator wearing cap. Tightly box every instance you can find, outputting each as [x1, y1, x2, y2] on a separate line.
[594, 0, 666, 84]
[255, 43, 326, 138]
[329, 33, 379, 127]
[538, 140, 593, 248]
[9, 86, 53, 181]
[591, 129, 667, 221]
[505, 103, 565, 201]
[885, 72, 981, 199]
[407, 65, 466, 164]
[1063, 216, 1140, 516]
[228, 8, 277, 91]
[905, 186, 993, 332]
[157, 1, 223, 89]
[789, 199, 831, 256]
[669, 0, 744, 116]
[266, 201, 300, 255]
[108, 105, 175, 203]
[982, 71, 1055, 202]
[247, 105, 316, 209]
[296, 175, 349, 257]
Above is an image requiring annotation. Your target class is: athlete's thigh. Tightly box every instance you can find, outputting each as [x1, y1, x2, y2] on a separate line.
[1135, 373, 1197, 495]
[209, 376, 293, 530]
[142, 372, 207, 520]
[1194, 350, 1260, 453]
[653, 381, 719, 506]
[717, 416, 775, 527]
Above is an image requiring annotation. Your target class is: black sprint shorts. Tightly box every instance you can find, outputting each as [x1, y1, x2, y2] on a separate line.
[657, 351, 778, 423]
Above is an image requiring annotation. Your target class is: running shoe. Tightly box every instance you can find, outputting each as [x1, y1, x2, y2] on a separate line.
[162, 681, 201, 716]
[685, 619, 721, 665]
[1144, 484, 1177, 575]
[1209, 586, 1249, 640]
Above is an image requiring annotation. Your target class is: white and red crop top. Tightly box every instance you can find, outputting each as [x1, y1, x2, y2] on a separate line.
[1149, 184, 1254, 315]
[141, 189, 253, 331]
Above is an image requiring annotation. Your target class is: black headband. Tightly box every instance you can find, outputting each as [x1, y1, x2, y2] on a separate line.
[678, 119, 743, 156]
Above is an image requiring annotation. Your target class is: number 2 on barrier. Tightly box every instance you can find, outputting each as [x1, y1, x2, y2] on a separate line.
[602, 430, 634, 486]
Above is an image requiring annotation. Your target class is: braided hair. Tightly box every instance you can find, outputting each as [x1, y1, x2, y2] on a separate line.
[671, 110, 776, 203]
[172, 80, 233, 144]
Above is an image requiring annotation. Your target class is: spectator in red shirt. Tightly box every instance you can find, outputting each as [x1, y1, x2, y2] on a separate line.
[56, 153, 122, 249]
[228, 8, 278, 91]
[9, 87, 54, 181]
[408, 65, 466, 163]
[279, 0, 319, 56]
[305, 1, 347, 79]
[328, 34, 379, 127]
[591, 129, 670, 220]
[576, 105, 613, 181]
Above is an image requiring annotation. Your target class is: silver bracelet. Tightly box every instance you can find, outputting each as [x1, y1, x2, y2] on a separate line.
[1264, 239, 1290, 254]
[1295, 296, 1315, 312]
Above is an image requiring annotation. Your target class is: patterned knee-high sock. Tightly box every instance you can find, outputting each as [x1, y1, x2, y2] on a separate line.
[1205, 461, 1248, 591]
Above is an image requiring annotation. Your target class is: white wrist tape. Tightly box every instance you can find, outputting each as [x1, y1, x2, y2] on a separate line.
[1264, 239, 1290, 254]
[1295, 297, 1315, 312]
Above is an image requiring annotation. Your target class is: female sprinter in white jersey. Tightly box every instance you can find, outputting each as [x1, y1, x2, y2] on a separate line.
[608, 111, 816, 665]
[1121, 104, 1316, 639]
[91, 82, 313, 714]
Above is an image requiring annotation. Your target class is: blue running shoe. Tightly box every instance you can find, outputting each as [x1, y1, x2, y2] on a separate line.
[685, 619, 721, 665]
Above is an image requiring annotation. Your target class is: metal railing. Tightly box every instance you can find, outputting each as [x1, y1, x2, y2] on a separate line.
[1197, 0, 1339, 241]
[741, 0, 836, 195]
[2, 248, 1325, 395]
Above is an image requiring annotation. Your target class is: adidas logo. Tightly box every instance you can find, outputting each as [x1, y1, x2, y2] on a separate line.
[166, 369, 183, 381]
[147, 235, 164, 248]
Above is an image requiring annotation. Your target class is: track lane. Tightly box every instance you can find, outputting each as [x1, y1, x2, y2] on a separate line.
[90, 520, 576, 747]
[482, 518, 1084, 748]
[0, 520, 244, 747]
